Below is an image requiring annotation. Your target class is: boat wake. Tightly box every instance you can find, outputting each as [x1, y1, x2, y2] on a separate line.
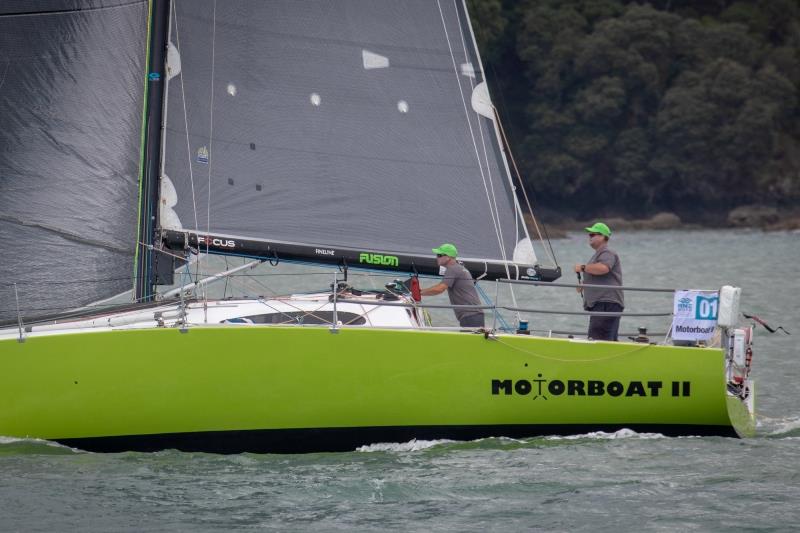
[354, 430, 669, 453]
[356, 438, 456, 453]
[544, 428, 668, 441]
[762, 415, 800, 438]
[0, 435, 82, 455]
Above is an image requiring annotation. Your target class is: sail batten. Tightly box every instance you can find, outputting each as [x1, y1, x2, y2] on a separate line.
[159, 0, 540, 276]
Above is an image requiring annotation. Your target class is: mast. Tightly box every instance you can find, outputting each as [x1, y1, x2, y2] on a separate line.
[134, 0, 171, 303]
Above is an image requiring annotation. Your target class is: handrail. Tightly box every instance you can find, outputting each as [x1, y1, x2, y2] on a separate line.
[503, 306, 671, 317]
[336, 299, 671, 317]
[498, 278, 710, 293]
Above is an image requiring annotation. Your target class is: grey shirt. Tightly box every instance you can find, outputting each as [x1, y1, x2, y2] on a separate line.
[443, 262, 482, 322]
[583, 244, 624, 308]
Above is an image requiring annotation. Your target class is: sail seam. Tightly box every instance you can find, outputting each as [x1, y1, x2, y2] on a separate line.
[0, 0, 145, 19]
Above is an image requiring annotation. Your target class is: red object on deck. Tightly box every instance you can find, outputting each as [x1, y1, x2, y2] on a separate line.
[410, 276, 421, 302]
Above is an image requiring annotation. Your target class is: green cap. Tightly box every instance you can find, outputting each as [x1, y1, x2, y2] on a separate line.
[584, 222, 611, 237]
[432, 243, 458, 258]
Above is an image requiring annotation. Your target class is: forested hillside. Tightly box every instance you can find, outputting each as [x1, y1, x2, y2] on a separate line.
[468, 0, 799, 222]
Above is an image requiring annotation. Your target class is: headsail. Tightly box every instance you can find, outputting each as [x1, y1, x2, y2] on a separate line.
[0, 0, 148, 321]
[159, 0, 557, 281]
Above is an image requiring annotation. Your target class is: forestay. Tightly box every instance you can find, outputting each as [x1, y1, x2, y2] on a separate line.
[159, 0, 539, 276]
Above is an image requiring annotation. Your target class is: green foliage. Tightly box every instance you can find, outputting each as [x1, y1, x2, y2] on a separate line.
[468, 0, 800, 218]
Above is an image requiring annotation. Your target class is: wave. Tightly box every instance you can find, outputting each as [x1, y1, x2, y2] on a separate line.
[544, 428, 668, 441]
[761, 415, 800, 437]
[356, 438, 456, 453]
[0, 435, 82, 454]
[354, 430, 668, 453]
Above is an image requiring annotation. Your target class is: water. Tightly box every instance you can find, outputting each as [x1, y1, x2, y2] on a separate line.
[2, 230, 798, 531]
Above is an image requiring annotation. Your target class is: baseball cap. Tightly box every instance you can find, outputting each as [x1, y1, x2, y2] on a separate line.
[584, 222, 611, 237]
[432, 243, 458, 257]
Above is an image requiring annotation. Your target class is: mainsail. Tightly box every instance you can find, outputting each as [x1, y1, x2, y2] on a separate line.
[157, 0, 555, 281]
[0, 0, 148, 321]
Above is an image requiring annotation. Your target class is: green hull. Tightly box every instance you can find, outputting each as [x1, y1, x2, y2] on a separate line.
[0, 327, 755, 452]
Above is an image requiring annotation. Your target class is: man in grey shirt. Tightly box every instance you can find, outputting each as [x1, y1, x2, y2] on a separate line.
[573, 222, 624, 341]
[420, 243, 485, 328]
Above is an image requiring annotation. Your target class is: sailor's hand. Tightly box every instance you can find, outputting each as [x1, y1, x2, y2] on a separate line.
[573, 263, 583, 273]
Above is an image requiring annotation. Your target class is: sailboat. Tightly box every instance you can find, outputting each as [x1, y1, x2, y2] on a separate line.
[0, 0, 755, 453]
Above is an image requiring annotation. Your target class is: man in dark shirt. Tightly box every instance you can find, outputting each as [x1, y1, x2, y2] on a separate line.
[420, 243, 485, 328]
[573, 222, 624, 341]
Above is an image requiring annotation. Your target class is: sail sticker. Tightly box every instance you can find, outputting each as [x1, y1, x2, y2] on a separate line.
[359, 253, 398, 267]
[227, 83, 237, 96]
[166, 42, 181, 80]
[513, 238, 537, 265]
[460, 62, 475, 78]
[197, 235, 235, 248]
[362, 49, 389, 69]
[492, 377, 692, 398]
[397, 100, 409, 113]
[672, 290, 719, 341]
[471, 82, 494, 119]
[159, 174, 183, 230]
[310, 93, 321, 106]
[196, 146, 209, 164]
[148, 72, 161, 81]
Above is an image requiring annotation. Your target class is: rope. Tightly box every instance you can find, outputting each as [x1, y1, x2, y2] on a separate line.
[171, 1, 200, 243]
[451, 1, 521, 319]
[476, 282, 512, 332]
[494, 109, 558, 267]
[452, 3, 510, 268]
[463, 0, 558, 269]
[493, 336, 654, 363]
[435, 0, 507, 272]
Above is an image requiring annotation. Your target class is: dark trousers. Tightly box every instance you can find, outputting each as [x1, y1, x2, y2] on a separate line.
[459, 313, 485, 328]
[586, 302, 623, 341]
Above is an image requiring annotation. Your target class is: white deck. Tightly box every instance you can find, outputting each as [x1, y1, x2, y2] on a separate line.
[0, 290, 423, 341]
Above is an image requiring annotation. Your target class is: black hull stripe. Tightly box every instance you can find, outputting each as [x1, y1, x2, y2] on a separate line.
[56, 424, 739, 454]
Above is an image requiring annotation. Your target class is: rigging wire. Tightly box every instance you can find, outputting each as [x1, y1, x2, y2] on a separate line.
[494, 112, 559, 267]
[171, 1, 200, 248]
[435, 0, 507, 274]
[452, 1, 510, 272]
[448, 0, 521, 317]
[476, 282, 513, 332]
[203, 0, 217, 306]
[463, 0, 559, 269]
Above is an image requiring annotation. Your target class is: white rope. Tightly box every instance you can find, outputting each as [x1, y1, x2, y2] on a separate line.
[435, 0, 506, 265]
[494, 112, 558, 267]
[452, 1, 510, 268]
[449, 1, 520, 315]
